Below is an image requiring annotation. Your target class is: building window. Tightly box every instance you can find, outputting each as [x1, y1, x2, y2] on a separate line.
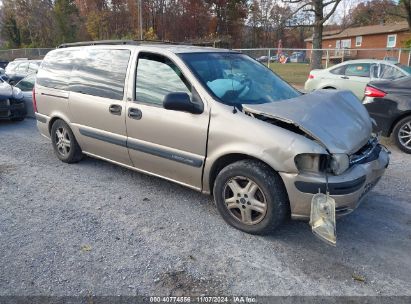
[356, 36, 362, 47]
[336, 40, 341, 49]
[341, 39, 351, 48]
[387, 34, 397, 48]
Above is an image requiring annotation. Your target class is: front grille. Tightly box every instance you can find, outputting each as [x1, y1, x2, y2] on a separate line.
[350, 137, 381, 166]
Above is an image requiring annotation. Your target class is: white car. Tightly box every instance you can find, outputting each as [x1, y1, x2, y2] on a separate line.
[304, 59, 411, 99]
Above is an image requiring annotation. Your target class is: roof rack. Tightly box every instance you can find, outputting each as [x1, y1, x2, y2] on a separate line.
[57, 39, 192, 48]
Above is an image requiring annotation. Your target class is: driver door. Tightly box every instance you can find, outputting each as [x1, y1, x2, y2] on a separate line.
[125, 52, 209, 190]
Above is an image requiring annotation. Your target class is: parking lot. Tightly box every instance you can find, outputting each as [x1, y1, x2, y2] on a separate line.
[1, 118, 411, 297]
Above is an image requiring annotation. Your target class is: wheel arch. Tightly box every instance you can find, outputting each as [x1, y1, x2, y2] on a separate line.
[389, 111, 411, 136]
[47, 114, 71, 135]
[208, 153, 281, 195]
[321, 85, 337, 90]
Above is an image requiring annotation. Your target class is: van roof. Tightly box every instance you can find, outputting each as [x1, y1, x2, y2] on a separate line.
[57, 40, 235, 54]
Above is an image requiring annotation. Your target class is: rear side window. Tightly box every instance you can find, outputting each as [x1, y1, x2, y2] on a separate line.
[69, 49, 131, 100]
[330, 65, 346, 75]
[36, 50, 74, 90]
[345, 64, 370, 77]
[380, 64, 406, 80]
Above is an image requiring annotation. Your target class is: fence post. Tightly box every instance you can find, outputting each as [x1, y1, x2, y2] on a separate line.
[326, 50, 329, 68]
[408, 50, 411, 67]
[398, 49, 402, 64]
[267, 49, 270, 68]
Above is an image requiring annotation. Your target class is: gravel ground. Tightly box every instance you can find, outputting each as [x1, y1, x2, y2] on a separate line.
[0, 118, 411, 297]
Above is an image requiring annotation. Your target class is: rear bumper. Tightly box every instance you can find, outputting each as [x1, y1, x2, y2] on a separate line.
[0, 99, 26, 120]
[280, 147, 389, 220]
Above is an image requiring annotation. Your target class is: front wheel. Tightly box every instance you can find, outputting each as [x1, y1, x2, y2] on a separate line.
[393, 116, 411, 154]
[213, 160, 289, 235]
[51, 119, 83, 163]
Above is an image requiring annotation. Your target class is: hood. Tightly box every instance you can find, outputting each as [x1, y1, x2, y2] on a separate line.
[243, 90, 372, 154]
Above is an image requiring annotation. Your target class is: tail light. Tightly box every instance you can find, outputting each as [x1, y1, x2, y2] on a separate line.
[365, 85, 386, 98]
[308, 74, 315, 79]
[32, 87, 38, 112]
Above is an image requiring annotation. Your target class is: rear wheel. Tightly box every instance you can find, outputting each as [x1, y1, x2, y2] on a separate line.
[51, 119, 83, 163]
[213, 160, 289, 235]
[393, 116, 411, 154]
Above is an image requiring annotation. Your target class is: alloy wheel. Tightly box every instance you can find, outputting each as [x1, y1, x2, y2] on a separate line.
[55, 127, 71, 156]
[223, 176, 267, 225]
[398, 121, 411, 151]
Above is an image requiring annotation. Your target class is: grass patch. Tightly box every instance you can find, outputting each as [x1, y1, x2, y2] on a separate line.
[269, 63, 311, 86]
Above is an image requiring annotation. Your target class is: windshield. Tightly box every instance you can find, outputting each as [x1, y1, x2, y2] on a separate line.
[396, 63, 411, 74]
[179, 52, 300, 105]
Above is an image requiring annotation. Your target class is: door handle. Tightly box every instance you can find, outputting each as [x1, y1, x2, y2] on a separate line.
[340, 76, 349, 79]
[109, 104, 122, 115]
[128, 108, 142, 120]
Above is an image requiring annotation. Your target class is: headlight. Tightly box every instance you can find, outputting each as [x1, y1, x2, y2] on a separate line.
[329, 154, 350, 175]
[294, 154, 328, 173]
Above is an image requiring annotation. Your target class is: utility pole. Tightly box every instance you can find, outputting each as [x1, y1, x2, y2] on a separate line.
[138, 0, 143, 40]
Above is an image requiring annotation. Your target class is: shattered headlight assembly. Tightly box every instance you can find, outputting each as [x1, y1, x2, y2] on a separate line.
[294, 154, 328, 173]
[329, 154, 350, 175]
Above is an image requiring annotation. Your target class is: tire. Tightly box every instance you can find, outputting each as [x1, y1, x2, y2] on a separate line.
[213, 159, 289, 235]
[50, 119, 83, 163]
[393, 116, 411, 154]
[11, 117, 24, 122]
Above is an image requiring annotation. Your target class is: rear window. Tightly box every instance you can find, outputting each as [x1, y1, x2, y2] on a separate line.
[330, 65, 346, 75]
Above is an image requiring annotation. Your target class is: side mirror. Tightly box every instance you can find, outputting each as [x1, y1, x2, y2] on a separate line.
[163, 92, 203, 114]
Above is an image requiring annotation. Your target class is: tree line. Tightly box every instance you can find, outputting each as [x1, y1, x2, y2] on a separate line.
[0, 0, 410, 51]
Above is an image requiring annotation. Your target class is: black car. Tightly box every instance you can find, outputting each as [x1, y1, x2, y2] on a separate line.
[0, 77, 26, 121]
[363, 76, 411, 153]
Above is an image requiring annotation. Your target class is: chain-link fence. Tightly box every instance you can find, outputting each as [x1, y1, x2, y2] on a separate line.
[0, 48, 53, 62]
[234, 48, 411, 87]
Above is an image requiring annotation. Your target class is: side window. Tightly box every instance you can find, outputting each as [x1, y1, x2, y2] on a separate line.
[380, 64, 405, 80]
[15, 76, 35, 91]
[345, 64, 370, 77]
[69, 49, 131, 100]
[36, 50, 74, 90]
[330, 65, 346, 75]
[135, 53, 191, 106]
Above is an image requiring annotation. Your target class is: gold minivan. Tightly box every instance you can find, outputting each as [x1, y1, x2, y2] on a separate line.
[34, 41, 389, 244]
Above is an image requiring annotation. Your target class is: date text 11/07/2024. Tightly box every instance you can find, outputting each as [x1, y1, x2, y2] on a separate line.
[149, 296, 257, 303]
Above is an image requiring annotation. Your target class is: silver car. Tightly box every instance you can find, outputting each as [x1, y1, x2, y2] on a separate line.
[305, 59, 411, 99]
[34, 41, 389, 244]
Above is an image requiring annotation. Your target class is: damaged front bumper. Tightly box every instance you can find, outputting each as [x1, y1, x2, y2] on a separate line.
[280, 145, 389, 244]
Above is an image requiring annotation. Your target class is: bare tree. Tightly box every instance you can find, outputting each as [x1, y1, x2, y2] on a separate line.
[284, 0, 342, 69]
